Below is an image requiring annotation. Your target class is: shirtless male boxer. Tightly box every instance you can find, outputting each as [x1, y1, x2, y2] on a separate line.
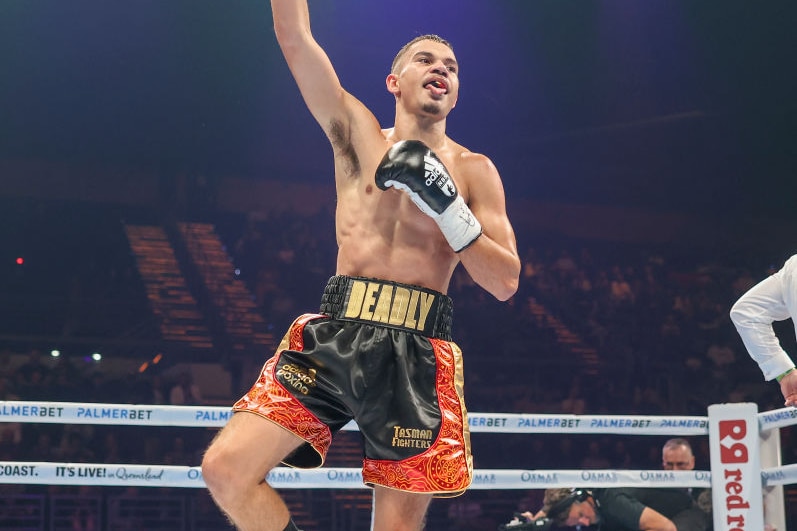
[200, 1, 521, 531]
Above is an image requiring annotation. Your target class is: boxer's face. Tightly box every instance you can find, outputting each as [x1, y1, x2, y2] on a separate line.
[388, 39, 459, 117]
[564, 499, 598, 527]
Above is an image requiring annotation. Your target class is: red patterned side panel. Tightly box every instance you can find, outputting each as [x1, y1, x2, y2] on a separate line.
[232, 314, 332, 466]
[362, 338, 472, 495]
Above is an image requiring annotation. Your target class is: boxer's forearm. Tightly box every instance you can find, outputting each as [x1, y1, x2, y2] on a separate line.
[458, 235, 519, 302]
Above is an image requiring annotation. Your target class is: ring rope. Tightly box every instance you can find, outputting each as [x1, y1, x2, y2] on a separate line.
[0, 400, 710, 435]
[758, 407, 797, 431]
[0, 463, 713, 490]
[2, 401, 796, 495]
[762, 464, 797, 487]
[3, 461, 794, 489]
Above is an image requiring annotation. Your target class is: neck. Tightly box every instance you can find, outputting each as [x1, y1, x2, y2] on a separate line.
[391, 110, 447, 150]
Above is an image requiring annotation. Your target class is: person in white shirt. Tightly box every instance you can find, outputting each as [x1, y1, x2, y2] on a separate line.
[730, 254, 797, 407]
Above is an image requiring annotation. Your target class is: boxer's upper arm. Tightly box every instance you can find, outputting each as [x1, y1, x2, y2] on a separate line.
[462, 154, 518, 260]
[272, 1, 350, 135]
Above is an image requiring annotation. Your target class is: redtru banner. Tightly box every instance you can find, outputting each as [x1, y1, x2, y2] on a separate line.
[708, 403, 764, 531]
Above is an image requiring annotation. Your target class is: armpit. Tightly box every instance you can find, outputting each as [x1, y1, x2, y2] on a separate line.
[329, 118, 360, 177]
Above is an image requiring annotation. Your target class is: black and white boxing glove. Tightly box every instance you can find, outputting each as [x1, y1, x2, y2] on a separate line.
[375, 140, 482, 252]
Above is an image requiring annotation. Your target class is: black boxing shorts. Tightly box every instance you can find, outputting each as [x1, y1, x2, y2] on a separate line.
[232, 275, 473, 496]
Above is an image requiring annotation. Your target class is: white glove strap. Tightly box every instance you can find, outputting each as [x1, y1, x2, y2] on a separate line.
[435, 195, 482, 252]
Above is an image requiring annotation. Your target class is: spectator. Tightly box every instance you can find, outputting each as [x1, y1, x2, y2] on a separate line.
[610, 439, 633, 469]
[169, 371, 203, 405]
[17, 348, 50, 384]
[580, 440, 611, 470]
[446, 492, 488, 531]
[560, 377, 586, 415]
[0, 378, 22, 452]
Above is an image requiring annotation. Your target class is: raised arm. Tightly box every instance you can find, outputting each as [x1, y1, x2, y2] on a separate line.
[270, 0, 350, 135]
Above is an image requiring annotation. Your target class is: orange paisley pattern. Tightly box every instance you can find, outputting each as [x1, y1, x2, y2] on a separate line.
[362, 338, 473, 496]
[232, 314, 332, 466]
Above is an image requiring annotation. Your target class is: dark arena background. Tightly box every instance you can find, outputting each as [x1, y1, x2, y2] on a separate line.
[1, 1, 797, 529]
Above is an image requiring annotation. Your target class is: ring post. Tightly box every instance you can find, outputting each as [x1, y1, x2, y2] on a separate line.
[708, 403, 764, 531]
[760, 420, 786, 530]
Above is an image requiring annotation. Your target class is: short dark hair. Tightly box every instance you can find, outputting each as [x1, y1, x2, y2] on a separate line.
[391, 34, 453, 74]
[663, 437, 693, 454]
[543, 488, 592, 526]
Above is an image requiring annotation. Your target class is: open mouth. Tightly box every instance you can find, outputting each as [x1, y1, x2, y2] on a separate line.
[424, 79, 448, 96]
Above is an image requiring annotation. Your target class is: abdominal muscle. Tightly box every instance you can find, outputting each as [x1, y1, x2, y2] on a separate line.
[333, 185, 459, 294]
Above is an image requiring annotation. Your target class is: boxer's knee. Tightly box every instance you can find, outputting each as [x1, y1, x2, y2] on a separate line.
[201, 444, 239, 505]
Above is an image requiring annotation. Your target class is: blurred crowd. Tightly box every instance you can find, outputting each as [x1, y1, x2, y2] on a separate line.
[1, 205, 795, 528]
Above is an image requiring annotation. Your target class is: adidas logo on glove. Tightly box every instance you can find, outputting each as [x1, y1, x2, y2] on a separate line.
[424, 154, 456, 197]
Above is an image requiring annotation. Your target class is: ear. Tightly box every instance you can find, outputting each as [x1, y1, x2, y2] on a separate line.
[386, 73, 399, 96]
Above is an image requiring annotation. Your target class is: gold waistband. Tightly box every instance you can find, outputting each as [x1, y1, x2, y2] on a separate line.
[320, 276, 453, 340]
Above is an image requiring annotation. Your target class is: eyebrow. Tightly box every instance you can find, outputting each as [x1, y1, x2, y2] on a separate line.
[413, 51, 458, 69]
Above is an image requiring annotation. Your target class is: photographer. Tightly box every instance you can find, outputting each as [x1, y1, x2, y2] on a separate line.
[505, 487, 707, 531]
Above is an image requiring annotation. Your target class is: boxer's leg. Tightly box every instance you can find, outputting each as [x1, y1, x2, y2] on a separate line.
[372, 485, 433, 531]
[202, 411, 304, 530]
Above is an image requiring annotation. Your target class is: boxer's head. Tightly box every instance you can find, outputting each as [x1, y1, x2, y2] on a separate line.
[390, 34, 454, 75]
[387, 34, 459, 117]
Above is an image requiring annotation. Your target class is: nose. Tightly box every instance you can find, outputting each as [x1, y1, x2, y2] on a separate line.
[430, 61, 448, 76]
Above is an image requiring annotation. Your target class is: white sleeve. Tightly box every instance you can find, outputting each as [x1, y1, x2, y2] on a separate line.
[730, 256, 797, 380]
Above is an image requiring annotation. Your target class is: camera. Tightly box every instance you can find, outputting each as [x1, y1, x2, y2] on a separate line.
[498, 514, 553, 530]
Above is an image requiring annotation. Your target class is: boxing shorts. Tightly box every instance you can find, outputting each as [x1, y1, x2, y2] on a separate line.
[233, 275, 473, 496]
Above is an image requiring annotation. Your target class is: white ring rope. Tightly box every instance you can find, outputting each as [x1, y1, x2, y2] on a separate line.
[0, 463, 712, 490]
[0, 400, 710, 435]
[762, 463, 797, 487]
[0, 400, 794, 491]
[758, 407, 797, 431]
